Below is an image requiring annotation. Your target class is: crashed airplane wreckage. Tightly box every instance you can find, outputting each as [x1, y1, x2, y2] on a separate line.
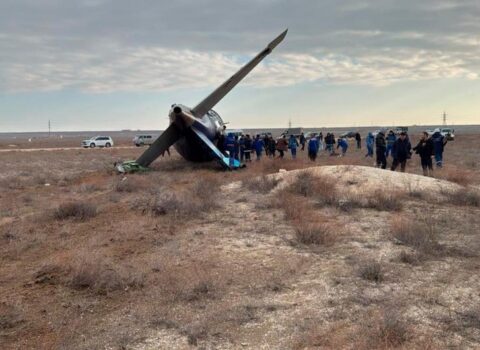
[117, 29, 287, 173]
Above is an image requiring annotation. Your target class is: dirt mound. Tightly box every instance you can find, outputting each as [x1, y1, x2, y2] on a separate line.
[272, 165, 461, 195]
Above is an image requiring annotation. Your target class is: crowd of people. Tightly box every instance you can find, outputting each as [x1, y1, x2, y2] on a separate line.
[219, 128, 448, 176]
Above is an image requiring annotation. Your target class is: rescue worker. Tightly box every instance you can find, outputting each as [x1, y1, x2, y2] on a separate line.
[413, 131, 434, 176]
[308, 136, 319, 161]
[390, 131, 411, 172]
[375, 129, 387, 169]
[385, 130, 396, 158]
[233, 135, 240, 161]
[337, 137, 348, 157]
[239, 135, 245, 162]
[253, 135, 264, 160]
[225, 132, 236, 167]
[431, 128, 448, 167]
[288, 134, 299, 159]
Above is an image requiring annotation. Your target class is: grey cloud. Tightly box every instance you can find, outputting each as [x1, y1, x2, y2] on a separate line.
[0, 0, 479, 93]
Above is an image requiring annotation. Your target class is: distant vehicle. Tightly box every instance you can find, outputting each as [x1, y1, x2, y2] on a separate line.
[395, 126, 408, 135]
[441, 128, 455, 140]
[82, 136, 114, 148]
[304, 131, 319, 139]
[225, 129, 244, 138]
[427, 128, 455, 140]
[259, 132, 272, 138]
[282, 127, 303, 138]
[340, 131, 357, 139]
[133, 135, 155, 147]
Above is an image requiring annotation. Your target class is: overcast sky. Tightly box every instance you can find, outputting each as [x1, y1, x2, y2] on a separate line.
[1, 0, 479, 131]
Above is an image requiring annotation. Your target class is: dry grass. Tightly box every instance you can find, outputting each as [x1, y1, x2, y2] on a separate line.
[53, 202, 97, 221]
[439, 167, 474, 186]
[389, 216, 440, 254]
[294, 223, 336, 246]
[242, 175, 280, 194]
[69, 253, 144, 295]
[444, 187, 480, 207]
[358, 260, 384, 282]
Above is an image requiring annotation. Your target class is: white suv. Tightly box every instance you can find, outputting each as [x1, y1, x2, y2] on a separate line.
[82, 136, 114, 148]
[133, 135, 155, 147]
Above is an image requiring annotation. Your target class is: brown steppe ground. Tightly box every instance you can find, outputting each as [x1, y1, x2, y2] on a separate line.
[0, 134, 479, 349]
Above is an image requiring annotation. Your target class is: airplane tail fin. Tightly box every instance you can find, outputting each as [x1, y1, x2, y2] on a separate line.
[191, 29, 288, 118]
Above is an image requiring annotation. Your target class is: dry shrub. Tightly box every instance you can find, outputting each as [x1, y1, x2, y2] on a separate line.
[294, 223, 336, 246]
[390, 217, 440, 255]
[364, 190, 403, 211]
[33, 263, 64, 285]
[289, 171, 315, 197]
[54, 202, 97, 221]
[242, 175, 280, 194]
[0, 303, 24, 330]
[398, 250, 421, 265]
[363, 310, 409, 348]
[112, 176, 145, 192]
[440, 167, 473, 186]
[191, 175, 222, 197]
[458, 308, 480, 329]
[358, 261, 384, 283]
[444, 187, 480, 207]
[69, 253, 144, 295]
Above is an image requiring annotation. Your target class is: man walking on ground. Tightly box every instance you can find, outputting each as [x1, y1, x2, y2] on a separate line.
[375, 130, 387, 169]
[365, 132, 374, 158]
[355, 132, 361, 149]
[299, 133, 306, 151]
[276, 135, 288, 158]
[386, 130, 396, 158]
[225, 132, 236, 167]
[253, 135, 264, 161]
[308, 136, 319, 161]
[243, 134, 252, 162]
[391, 131, 411, 172]
[431, 128, 448, 167]
[288, 134, 299, 159]
[413, 131, 434, 176]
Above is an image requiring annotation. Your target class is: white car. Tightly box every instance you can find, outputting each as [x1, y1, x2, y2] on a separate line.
[133, 135, 155, 147]
[82, 136, 114, 148]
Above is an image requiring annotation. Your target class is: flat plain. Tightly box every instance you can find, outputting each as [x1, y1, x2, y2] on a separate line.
[0, 132, 479, 349]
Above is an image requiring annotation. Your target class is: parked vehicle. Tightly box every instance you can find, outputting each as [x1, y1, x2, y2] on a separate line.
[395, 126, 409, 135]
[281, 128, 303, 138]
[133, 135, 155, 147]
[441, 128, 455, 140]
[340, 131, 357, 138]
[225, 129, 244, 137]
[81, 136, 114, 148]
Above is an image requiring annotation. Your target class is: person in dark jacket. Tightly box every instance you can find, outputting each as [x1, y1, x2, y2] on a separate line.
[243, 134, 252, 162]
[253, 135, 264, 160]
[224, 132, 236, 167]
[385, 130, 396, 158]
[308, 137, 319, 161]
[217, 126, 227, 156]
[413, 131, 434, 176]
[233, 135, 240, 161]
[355, 132, 361, 149]
[431, 128, 448, 167]
[239, 135, 245, 162]
[299, 133, 306, 151]
[267, 136, 276, 158]
[375, 130, 387, 169]
[390, 131, 411, 172]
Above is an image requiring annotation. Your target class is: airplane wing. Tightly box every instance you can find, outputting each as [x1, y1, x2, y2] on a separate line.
[136, 123, 182, 167]
[191, 29, 288, 118]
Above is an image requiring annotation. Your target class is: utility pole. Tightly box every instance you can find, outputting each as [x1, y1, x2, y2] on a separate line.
[288, 118, 292, 129]
[442, 111, 447, 126]
[48, 120, 51, 137]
